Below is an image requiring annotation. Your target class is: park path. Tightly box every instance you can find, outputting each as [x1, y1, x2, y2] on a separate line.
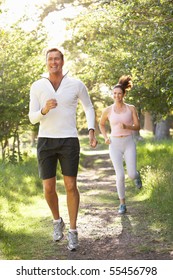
[52, 149, 172, 260]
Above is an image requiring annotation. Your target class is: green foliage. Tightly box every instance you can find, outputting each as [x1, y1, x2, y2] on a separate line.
[0, 136, 173, 259]
[137, 139, 173, 215]
[0, 22, 47, 161]
[63, 0, 173, 122]
[0, 155, 64, 259]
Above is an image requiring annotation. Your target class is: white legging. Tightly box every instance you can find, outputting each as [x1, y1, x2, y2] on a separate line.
[109, 135, 138, 199]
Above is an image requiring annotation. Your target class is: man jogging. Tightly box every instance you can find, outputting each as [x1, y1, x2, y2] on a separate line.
[29, 48, 97, 251]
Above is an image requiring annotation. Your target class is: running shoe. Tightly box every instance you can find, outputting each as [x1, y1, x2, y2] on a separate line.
[134, 171, 142, 189]
[67, 231, 79, 251]
[118, 204, 127, 214]
[53, 218, 65, 242]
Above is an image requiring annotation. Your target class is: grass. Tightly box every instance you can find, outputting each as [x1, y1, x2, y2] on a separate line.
[137, 137, 173, 217]
[0, 157, 68, 260]
[0, 131, 173, 259]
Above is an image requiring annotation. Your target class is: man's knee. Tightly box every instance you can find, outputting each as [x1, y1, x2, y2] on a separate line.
[43, 177, 56, 195]
[66, 183, 78, 194]
[64, 177, 77, 193]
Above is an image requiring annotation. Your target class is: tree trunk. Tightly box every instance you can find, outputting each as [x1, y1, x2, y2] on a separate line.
[143, 112, 153, 132]
[155, 119, 170, 140]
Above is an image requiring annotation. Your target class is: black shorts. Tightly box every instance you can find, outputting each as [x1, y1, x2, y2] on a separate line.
[37, 137, 80, 179]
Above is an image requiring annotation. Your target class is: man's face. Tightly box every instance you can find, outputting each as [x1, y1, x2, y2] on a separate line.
[46, 51, 64, 74]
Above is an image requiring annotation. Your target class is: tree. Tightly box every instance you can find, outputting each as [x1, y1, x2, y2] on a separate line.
[0, 23, 47, 162]
[63, 0, 173, 138]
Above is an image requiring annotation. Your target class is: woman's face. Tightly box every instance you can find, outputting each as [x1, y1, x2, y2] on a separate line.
[112, 87, 124, 102]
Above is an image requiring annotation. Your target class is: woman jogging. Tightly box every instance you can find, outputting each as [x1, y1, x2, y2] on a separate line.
[99, 75, 142, 214]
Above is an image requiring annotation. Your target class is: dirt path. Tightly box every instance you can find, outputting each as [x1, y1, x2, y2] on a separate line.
[54, 149, 173, 260]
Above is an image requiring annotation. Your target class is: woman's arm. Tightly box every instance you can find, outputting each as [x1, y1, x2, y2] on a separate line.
[121, 105, 140, 131]
[99, 107, 111, 144]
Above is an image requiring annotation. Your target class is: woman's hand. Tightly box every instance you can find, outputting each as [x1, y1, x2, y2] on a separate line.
[105, 137, 111, 144]
[120, 123, 126, 129]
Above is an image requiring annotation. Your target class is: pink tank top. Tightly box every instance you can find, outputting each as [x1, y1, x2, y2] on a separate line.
[108, 104, 133, 137]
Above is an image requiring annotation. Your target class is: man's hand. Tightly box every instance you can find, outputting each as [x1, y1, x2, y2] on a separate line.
[41, 99, 57, 115]
[89, 129, 98, 148]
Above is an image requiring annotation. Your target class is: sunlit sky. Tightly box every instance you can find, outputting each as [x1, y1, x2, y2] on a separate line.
[1, 0, 83, 46]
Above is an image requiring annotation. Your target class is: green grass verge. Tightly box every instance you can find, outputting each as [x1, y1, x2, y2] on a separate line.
[0, 133, 173, 259]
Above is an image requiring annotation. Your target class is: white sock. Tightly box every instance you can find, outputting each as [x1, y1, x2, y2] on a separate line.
[69, 229, 77, 233]
[53, 218, 62, 223]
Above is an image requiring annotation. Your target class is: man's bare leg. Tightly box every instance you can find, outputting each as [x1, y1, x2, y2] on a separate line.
[43, 176, 65, 241]
[63, 175, 79, 229]
[43, 176, 60, 220]
[64, 175, 79, 250]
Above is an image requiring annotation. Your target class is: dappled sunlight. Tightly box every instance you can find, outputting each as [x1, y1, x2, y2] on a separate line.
[80, 149, 109, 156]
[140, 129, 154, 140]
[0, 220, 67, 260]
[0, 170, 42, 205]
[0, 0, 173, 262]
[81, 189, 117, 206]
[0, 194, 69, 259]
[1, 136, 173, 259]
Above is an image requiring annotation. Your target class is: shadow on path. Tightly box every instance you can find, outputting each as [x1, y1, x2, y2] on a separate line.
[50, 149, 172, 260]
